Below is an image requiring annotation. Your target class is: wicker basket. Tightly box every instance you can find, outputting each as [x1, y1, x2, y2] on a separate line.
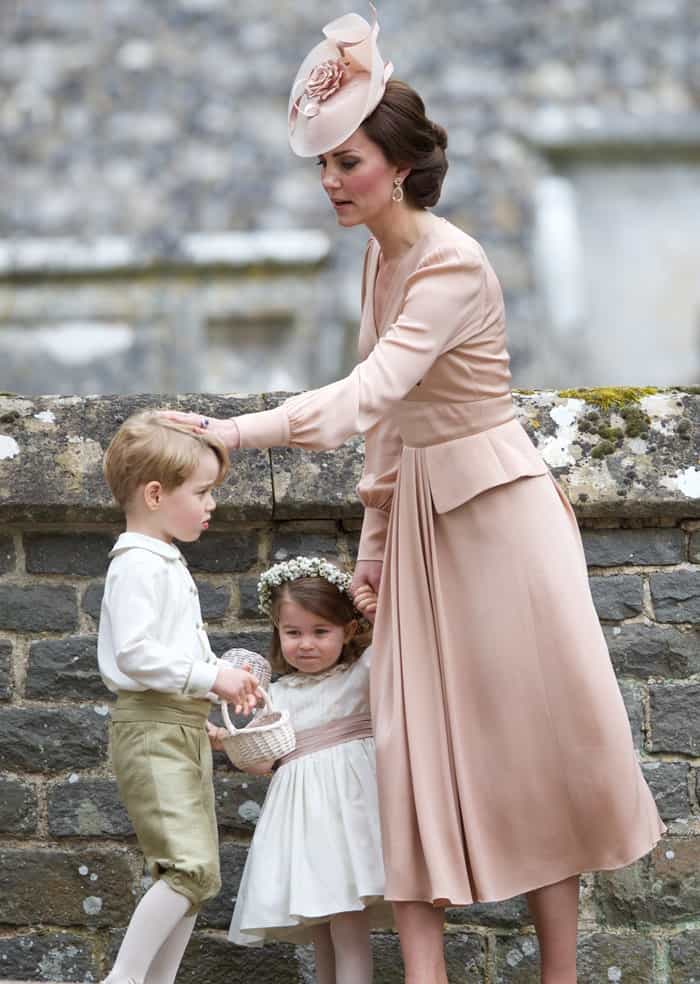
[220, 647, 272, 692]
[221, 689, 296, 769]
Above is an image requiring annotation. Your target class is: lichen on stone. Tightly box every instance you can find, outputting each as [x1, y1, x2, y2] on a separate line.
[592, 440, 615, 459]
[597, 426, 624, 442]
[618, 405, 651, 439]
[557, 387, 658, 410]
[554, 389, 659, 451]
[677, 418, 692, 439]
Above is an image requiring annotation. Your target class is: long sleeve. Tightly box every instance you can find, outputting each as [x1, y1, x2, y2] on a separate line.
[356, 413, 402, 561]
[235, 244, 486, 452]
[105, 561, 219, 696]
[355, 239, 401, 561]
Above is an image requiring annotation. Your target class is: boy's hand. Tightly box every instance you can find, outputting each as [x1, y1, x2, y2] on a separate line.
[206, 719, 228, 751]
[211, 665, 260, 713]
[353, 584, 378, 623]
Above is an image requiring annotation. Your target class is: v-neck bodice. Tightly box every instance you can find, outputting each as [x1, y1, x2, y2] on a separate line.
[371, 250, 409, 332]
[368, 219, 448, 336]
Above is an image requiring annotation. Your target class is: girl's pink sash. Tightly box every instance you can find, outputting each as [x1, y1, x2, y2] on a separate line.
[275, 712, 373, 769]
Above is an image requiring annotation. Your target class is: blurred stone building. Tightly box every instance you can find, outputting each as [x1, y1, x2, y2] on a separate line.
[1, 0, 699, 395]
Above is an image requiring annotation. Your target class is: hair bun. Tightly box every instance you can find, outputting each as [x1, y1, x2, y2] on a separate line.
[431, 120, 448, 151]
[363, 80, 449, 209]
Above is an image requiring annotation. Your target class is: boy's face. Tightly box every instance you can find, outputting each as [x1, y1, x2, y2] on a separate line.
[156, 448, 220, 543]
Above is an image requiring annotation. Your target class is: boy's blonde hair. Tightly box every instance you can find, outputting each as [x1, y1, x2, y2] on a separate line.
[103, 410, 229, 509]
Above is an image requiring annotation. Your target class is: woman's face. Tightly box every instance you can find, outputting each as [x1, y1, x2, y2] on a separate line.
[317, 127, 400, 227]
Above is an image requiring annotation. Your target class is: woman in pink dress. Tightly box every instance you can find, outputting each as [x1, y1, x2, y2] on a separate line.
[166, 7, 664, 982]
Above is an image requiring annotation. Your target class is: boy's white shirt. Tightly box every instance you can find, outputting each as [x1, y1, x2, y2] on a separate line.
[97, 531, 222, 697]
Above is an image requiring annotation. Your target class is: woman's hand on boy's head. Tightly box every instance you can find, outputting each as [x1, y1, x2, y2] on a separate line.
[157, 410, 241, 451]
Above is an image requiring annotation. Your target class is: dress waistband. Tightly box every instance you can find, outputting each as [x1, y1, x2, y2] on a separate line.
[275, 712, 373, 769]
[396, 392, 515, 447]
[111, 690, 211, 727]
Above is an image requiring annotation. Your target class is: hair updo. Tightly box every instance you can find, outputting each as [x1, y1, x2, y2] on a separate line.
[362, 80, 448, 209]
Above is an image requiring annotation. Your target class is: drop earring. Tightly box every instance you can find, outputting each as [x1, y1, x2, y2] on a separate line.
[391, 177, 404, 203]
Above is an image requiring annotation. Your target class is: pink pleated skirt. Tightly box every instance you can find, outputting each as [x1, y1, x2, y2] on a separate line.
[370, 454, 665, 904]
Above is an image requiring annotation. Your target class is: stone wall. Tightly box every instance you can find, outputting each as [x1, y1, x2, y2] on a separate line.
[0, 231, 337, 398]
[2, 1, 700, 388]
[0, 389, 698, 983]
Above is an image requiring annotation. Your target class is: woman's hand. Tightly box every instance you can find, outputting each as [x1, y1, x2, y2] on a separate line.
[159, 410, 241, 451]
[351, 560, 383, 609]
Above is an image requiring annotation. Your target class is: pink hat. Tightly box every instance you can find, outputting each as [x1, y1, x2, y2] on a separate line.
[288, 3, 394, 157]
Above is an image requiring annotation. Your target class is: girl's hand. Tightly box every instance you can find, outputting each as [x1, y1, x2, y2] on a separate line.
[206, 720, 228, 752]
[244, 759, 277, 776]
[351, 560, 383, 598]
[353, 584, 378, 623]
[158, 410, 241, 451]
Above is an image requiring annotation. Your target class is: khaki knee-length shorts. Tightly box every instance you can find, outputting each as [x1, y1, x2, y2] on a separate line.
[110, 691, 221, 914]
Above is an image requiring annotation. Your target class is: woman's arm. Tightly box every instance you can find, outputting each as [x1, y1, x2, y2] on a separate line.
[164, 245, 485, 454]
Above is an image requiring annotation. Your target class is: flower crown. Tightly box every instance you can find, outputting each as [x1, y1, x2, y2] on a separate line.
[257, 556, 353, 617]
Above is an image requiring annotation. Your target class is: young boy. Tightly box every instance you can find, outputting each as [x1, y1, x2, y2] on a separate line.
[98, 410, 259, 984]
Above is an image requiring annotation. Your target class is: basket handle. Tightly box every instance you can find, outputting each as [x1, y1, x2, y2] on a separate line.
[221, 688, 272, 736]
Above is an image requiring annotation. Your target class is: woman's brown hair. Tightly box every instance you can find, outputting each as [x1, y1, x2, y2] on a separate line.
[362, 79, 448, 208]
[268, 576, 372, 675]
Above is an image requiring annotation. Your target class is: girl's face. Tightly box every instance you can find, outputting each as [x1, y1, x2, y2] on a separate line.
[317, 127, 402, 228]
[277, 598, 355, 675]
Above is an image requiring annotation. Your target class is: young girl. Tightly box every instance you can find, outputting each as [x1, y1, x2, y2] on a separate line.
[226, 556, 390, 984]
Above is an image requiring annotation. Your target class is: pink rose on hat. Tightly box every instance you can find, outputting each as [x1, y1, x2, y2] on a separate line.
[304, 59, 345, 113]
[287, 3, 393, 156]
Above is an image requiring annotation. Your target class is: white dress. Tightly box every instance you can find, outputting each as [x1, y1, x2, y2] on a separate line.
[228, 648, 393, 945]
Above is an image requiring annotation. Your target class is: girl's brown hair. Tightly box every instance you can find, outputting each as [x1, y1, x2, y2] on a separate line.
[362, 79, 448, 209]
[268, 576, 372, 675]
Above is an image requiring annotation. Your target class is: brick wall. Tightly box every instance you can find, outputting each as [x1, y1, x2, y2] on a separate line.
[0, 391, 698, 983]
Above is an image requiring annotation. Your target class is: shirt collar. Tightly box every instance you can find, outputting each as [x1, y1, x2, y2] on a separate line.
[109, 532, 184, 562]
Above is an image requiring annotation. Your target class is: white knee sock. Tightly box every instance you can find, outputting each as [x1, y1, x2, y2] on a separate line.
[329, 910, 373, 984]
[104, 879, 191, 984]
[144, 913, 197, 984]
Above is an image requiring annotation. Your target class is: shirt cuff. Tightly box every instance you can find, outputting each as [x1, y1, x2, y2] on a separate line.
[236, 406, 290, 450]
[184, 659, 221, 698]
[357, 507, 390, 562]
